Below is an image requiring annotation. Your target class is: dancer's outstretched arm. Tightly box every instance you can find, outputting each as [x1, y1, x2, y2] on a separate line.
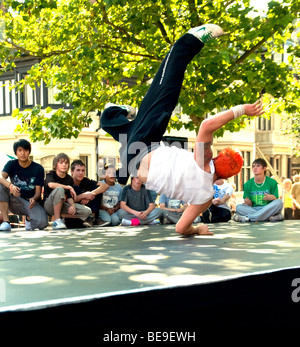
[196, 101, 264, 144]
[176, 101, 264, 236]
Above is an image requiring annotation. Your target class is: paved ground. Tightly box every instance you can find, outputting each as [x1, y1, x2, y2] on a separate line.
[0, 219, 300, 310]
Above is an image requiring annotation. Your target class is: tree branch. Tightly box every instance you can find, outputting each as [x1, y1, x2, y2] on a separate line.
[187, 0, 201, 25]
[156, 20, 171, 44]
[100, 43, 159, 61]
[99, 3, 145, 49]
[234, 32, 275, 65]
[189, 112, 202, 128]
[6, 38, 77, 58]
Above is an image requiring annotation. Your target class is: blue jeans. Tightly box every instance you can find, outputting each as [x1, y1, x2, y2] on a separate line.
[0, 184, 48, 230]
[99, 209, 120, 226]
[117, 208, 163, 225]
[236, 199, 283, 222]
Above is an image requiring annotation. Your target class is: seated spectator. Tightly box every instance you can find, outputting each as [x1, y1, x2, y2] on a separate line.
[201, 179, 233, 223]
[159, 194, 187, 224]
[293, 174, 300, 184]
[280, 178, 294, 220]
[117, 176, 162, 226]
[71, 160, 109, 227]
[99, 165, 122, 226]
[0, 139, 48, 231]
[233, 158, 283, 222]
[291, 177, 300, 220]
[43, 153, 91, 230]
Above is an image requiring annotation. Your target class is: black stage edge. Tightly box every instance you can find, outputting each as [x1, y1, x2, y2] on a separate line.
[1, 267, 300, 342]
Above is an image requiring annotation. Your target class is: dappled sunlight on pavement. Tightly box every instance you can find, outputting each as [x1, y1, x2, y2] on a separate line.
[0, 220, 299, 309]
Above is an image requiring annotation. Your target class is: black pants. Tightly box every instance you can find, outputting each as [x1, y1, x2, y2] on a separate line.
[65, 185, 102, 228]
[284, 207, 293, 220]
[294, 208, 300, 220]
[72, 185, 102, 215]
[101, 33, 204, 184]
[202, 204, 232, 223]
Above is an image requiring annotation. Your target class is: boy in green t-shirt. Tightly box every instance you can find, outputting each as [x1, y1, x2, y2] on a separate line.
[234, 158, 283, 222]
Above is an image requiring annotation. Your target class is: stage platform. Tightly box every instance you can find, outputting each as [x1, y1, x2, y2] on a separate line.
[0, 220, 300, 341]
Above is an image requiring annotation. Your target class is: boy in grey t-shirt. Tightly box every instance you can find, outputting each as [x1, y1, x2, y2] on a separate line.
[117, 177, 162, 226]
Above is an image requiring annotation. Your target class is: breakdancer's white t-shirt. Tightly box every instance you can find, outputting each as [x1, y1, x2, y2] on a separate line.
[146, 145, 215, 205]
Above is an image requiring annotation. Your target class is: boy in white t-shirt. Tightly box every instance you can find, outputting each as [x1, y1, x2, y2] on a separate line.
[101, 24, 264, 236]
[159, 194, 187, 224]
[201, 179, 233, 223]
[99, 165, 123, 226]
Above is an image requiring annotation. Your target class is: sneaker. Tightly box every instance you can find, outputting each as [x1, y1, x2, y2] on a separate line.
[25, 219, 32, 231]
[121, 218, 132, 226]
[94, 218, 110, 227]
[83, 215, 95, 228]
[52, 218, 67, 230]
[162, 217, 171, 225]
[232, 214, 250, 223]
[149, 219, 160, 225]
[104, 103, 136, 119]
[188, 24, 224, 44]
[269, 213, 284, 222]
[105, 102, 117, 109]
[0, 221, 11, 231]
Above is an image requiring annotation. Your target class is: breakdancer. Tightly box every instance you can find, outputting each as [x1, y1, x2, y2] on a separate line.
[101, 24, 264, 236]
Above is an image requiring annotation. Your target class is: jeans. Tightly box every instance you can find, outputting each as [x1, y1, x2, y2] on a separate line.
[236, 199, 283, 222]
[117, 208, 163, 225]
[99, 209, 121, 226]
[101, 33, 204, 184]
[0, 184, 48, 230]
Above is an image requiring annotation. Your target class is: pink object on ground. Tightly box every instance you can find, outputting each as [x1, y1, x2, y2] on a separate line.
[131, 218, 140, 226]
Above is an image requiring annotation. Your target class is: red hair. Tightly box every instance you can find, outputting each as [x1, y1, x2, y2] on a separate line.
[213, 147, 243, 179]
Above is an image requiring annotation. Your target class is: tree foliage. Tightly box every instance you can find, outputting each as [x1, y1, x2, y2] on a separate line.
[0, 0, 299, 143]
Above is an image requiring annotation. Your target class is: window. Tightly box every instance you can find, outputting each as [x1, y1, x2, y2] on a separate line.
[98, 157, 117, 178]
[79, 155, 89, 177]
[173, 104, 182, 119]
[258, 116, 272, 131]
[20, 73, 37, 109]
[0, 80, 3, 115]
[283, 41, 293, 64]
[24, 83, 34, 106]
[43, 82, 72, 109]
[47, 85, 62, 105]
[275, 157, 281, 177]
[235, 151, 252, 191]
[2, 62, 73, 112]
[0, 77, 16, 116]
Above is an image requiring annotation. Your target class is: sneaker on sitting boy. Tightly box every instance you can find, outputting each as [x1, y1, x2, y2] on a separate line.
[52, 218, 67, 230]
[121, 218, 140, 226]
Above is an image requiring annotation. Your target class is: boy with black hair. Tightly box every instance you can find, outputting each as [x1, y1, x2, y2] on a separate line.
[44, 153, 92, 229]
[71, 159, 109, 226]
[0, 139, 48, 231]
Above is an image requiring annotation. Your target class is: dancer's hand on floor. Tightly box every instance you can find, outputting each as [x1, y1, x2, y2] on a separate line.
[196, 224, 214, 236]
